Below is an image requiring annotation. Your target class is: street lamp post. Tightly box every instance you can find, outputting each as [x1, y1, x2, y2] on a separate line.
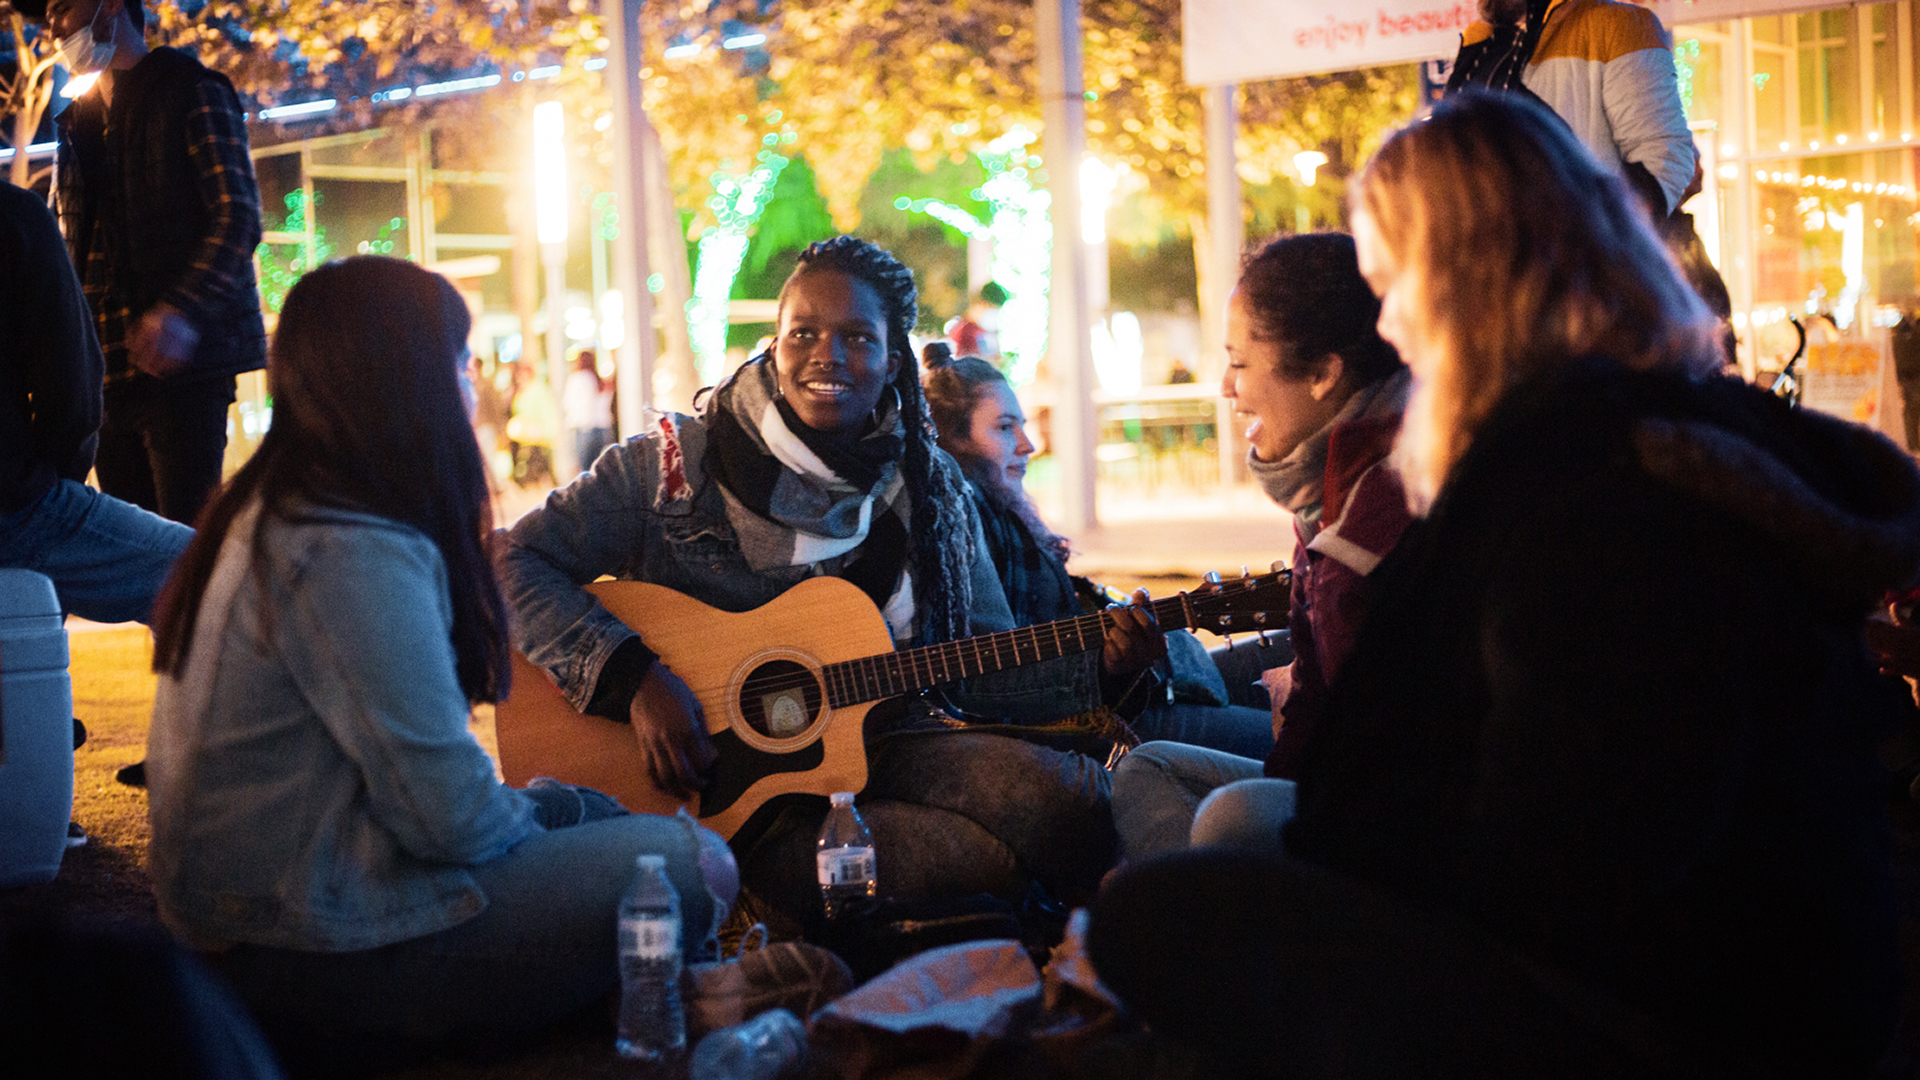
[1206, 84, 1242, 489]
[533, 100, 574, 479]
[605, 0, 662, 432]
[1037, 0, 1097, 534]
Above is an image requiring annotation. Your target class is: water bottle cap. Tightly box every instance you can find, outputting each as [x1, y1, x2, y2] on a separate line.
[829, 792, 855, 807]
[635, 854, 666, 871]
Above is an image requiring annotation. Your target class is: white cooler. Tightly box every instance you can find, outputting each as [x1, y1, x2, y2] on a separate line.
[0, 568, 73, 888]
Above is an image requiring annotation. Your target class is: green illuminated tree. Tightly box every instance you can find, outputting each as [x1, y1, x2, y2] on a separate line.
[0, 1, 61, 191]
[727, 0, 1417, 238]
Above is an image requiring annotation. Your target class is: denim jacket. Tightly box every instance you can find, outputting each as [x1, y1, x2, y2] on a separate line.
[497, 412, 1100, 724]
[148, 507, 541, 953]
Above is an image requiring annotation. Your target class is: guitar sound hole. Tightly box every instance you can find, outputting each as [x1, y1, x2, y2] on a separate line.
[737, 659, 824, 741]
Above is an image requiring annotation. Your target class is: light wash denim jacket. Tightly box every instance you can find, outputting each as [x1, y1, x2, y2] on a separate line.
[148, 508, 541, 953]
[497, 411, 1100, 724]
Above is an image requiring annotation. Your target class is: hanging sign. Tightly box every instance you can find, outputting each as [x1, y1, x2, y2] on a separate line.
[1184, 0, 1471, 84]
[1182, 0, 1862, 85]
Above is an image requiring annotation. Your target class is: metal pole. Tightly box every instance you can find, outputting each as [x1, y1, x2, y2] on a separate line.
[606, 0, 659, 435]
[544, 242, 575, 478]
[1204, 83, 1242, 490]
[640, 113, 699, 413]
[1037, 0, 1096, 533]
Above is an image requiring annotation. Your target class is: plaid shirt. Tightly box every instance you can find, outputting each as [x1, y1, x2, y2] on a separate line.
[56, 57, 261, 386]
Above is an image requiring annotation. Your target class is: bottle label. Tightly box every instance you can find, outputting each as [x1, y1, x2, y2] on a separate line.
[619, 916, 678, 961]
[816, 846, 875, 887]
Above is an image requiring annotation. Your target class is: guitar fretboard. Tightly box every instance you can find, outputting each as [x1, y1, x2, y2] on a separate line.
[819, 594, 1197, 708]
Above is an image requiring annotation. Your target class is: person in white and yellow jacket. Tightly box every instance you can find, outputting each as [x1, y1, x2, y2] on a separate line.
[1446, 0, 1696, 215]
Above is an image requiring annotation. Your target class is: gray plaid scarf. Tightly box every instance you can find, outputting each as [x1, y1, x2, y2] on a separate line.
[706, 358, 923, 640]
[1250, 367, 1411, 541]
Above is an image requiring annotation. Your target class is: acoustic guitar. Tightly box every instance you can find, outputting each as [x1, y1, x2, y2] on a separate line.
[495, 571, 1289, 838]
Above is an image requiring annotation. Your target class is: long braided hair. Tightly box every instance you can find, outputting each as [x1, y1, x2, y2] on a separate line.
[781, 236, 973, 643]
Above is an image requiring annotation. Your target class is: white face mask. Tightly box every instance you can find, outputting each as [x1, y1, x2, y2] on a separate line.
[58, 4, 116, 77]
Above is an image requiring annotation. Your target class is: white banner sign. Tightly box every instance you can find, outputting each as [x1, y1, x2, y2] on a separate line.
[1184, 0, 1472, 84]
[1183, 0, 1862, 85]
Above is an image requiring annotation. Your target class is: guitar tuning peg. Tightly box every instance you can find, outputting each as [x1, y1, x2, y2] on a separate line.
[1240, 566, 1251, 579]
[1256, 629, 1271, 648]
[1203, 571, 1222, 586]
[1221, 633, 1235, 649]
[1270, 560, 1287, 574]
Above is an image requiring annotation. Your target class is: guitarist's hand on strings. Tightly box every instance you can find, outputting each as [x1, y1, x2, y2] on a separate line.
[1102, 588, 1165, 680]
[630, 662, 717, 800]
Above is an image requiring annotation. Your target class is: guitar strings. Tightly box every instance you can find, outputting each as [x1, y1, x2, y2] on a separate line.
[666, 578, 1283, 706]
[698, 576, 1282, 703]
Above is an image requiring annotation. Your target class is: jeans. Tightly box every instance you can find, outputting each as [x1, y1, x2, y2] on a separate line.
[1131, 702, 1275, 759]
[1209, 632, 1293, 709]
[1111, 741, 1279, 860]
[97, 377, 236, 525]
[208, 812, 726, 1054]
[0, 480, 192, 624]
[737, 729, 1115, 923]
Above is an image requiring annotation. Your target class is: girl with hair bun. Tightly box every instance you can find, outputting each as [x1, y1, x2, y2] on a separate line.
[922, 348, 1273, 758]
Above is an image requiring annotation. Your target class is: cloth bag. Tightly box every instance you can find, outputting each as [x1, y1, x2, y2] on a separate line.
[685, 924, 855, 1041]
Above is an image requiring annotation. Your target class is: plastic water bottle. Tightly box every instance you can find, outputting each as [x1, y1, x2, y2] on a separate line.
[689, 1008, 807, 1080]
[816, 791, 877, 919]
[616, 854, 685, 1062]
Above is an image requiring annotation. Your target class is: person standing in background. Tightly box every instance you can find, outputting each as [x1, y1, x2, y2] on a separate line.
[561, 349, 616, 473]
[26, 0, 266, 527]
[1446, 0, 1696, 217]
[0, 175, 190, 623]
[947, 281, 1007, 363]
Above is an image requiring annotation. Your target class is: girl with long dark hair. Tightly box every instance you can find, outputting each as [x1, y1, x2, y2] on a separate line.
[146, 257, 734, 1059]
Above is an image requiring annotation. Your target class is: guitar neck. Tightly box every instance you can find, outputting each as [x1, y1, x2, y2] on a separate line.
[820, 592, 1198, 708]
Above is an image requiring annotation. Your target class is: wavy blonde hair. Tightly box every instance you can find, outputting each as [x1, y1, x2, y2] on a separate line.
[1355, 92, 1720, 513]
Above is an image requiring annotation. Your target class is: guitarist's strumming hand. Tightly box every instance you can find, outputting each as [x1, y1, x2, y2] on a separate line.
[1102, 588, 1165, 679]
[630, 662, 717, 800]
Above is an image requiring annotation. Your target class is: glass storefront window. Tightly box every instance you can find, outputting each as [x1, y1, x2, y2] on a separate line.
[1678, 35, 1725, 125]
[1680, 4, 1920, 389]
[1873, 4, 1899, 138]
[1798, 8, 1859, 140]
[1752, 16, 1792, 148]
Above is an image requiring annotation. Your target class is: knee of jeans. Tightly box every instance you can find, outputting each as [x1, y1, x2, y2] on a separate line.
[1189, 778, 1295, 854]
[1110, 749, 1173, 808]
[695, 825, 739, 914]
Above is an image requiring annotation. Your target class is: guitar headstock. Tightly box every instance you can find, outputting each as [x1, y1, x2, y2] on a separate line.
[1183, 567, 1290, 635]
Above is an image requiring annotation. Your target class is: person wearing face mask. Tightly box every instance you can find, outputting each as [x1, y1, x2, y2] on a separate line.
[25, 0, 266, 537]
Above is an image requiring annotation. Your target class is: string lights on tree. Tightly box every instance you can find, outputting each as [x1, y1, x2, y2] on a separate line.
[686, 121, 798, 383]
[895, 127, 1053, 386]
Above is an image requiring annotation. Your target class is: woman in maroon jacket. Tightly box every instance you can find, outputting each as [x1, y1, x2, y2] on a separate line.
[1110, 232, 1409, 859]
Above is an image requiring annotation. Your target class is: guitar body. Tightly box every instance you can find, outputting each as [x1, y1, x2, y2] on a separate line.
[496, 577, 893, 838]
